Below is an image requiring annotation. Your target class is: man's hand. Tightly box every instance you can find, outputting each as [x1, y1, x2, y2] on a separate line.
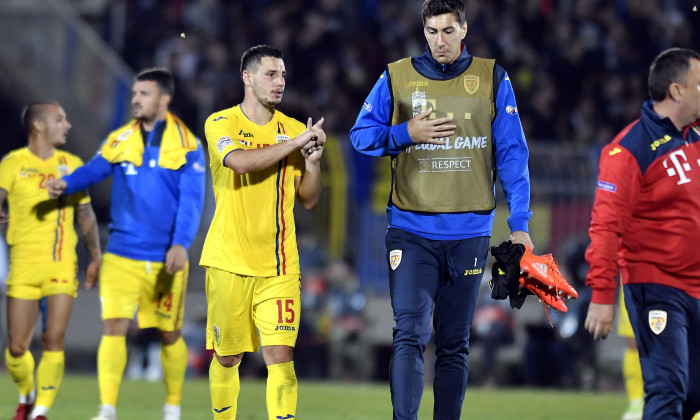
[165, 244, 188, 275]
[85, 257, 102, 290]
[0, 211, 8, 223]
[301, 117, 326, 162]
[584, 303, 616, 340]
[45, 178, 68, 199]
[510, 230, 534, 251]
[407, 108, 455, 144]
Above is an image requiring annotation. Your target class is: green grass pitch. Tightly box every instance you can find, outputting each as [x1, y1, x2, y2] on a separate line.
[0, 374, 627, 419]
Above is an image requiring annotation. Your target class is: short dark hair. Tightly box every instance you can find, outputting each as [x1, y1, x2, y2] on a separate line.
[21, 101, 59, 136]
[422, 0, 465, 26]
[135, 68, 174, 96]
[240, 45, 283, 77]
[648, 48, 700, 102]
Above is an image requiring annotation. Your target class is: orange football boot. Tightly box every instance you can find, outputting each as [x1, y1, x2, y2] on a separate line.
[519, 246, 578, 300]
[519, 274, 569, 312]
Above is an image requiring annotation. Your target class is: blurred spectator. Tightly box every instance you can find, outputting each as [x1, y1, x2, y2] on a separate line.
[324, 259, 373, 381]
[76, 0, 698, 148]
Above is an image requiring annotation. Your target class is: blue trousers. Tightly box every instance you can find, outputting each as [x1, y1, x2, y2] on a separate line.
[386, 228, 488, 420]
[625, 283, 700, 420]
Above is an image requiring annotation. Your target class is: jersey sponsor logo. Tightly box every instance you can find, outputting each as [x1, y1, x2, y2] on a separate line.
[389, 249, 402, 270]
[464, 268, 483, 276]
[406, 136, 488, 153]
[663, 149, 692, 185]
[650, 134, 672, 151]
[238, 130, 253, 138]
[505, 106, 518, 115]
[407, 81, 430, 88]
[608, 147, 622, 156]
[216, 136, 233, 153]
[648, 310, 667, 335]
[19, 167, 37, 177]
[213, 325, 221, 345]
[57, 165, 70, 176]
[212, 116, 227, 122]
[363, 101, 373, 112]
[275, 415, 295, 419]
[464, 75, 479, 94]
[276, 135, 290, 143]
[596, 180, 616, 192]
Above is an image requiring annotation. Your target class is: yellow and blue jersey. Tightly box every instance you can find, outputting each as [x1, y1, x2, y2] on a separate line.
[0, 147, 89, 263]
[200, 105, 305, 277]
[62, 116, 206, 262]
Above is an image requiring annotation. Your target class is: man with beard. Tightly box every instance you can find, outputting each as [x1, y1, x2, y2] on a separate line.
[46, 68, 205, 420]
[200, 45, 325, 420]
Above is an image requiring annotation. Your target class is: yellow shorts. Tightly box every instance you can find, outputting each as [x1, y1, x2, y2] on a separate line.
[205, 267, 301, 355]
[6, 259, 78, 300]
[100, 253, 187, 331]
[618, 287, 634, 338]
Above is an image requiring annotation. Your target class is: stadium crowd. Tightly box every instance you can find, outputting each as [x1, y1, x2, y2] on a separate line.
[79, 0, 698, 148]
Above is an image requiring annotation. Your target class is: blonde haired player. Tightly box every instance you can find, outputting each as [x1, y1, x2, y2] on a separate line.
[1, 102, 102, 420]
[200, 44, 325, 420]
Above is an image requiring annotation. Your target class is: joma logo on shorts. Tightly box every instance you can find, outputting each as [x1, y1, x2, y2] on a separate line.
[275, 325, 296, 331]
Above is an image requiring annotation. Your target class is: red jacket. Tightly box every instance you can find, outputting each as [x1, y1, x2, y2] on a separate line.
[586, 101, 700, 304]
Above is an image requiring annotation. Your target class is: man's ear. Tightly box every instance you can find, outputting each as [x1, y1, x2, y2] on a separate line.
[669, 82, 683, 102]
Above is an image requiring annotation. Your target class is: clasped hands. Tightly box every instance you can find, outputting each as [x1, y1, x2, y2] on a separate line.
[299, 117, 326, 161]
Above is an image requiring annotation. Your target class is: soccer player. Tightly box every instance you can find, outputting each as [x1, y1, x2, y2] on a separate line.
[585, 48, 700, 419]
[45, 69, 205, 420]
[1, 102, 102, 420]
[200, 44, 325, 420]
[349, 0, 533, 418]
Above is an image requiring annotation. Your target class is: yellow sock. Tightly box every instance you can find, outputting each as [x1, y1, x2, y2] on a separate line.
[35, 350, 64, 410]
[623, 347, 644, 401]
[161, 337, 187, 406]
[5, 348, 35, 397]
[97, 336, 127, 406]
[266, 361, 297, 420]
[209, 357, 239, 420]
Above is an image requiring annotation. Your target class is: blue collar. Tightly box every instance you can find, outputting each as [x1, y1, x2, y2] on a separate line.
[411, 44, 473, 80]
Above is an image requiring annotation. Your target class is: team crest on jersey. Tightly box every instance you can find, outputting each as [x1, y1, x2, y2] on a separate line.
[216, 136, 233, 152]
[464, 75, 479, 94]
[648, 310, 667, 335]
[389, 250, 402, 271]
[213, 325, 221, 345]
[57, 165, 70, 177]
[276, 135, 290, 143]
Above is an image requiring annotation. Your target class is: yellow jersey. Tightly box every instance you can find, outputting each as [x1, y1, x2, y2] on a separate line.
[0, 147, 89, 263]
[200, 105, 306, 277]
